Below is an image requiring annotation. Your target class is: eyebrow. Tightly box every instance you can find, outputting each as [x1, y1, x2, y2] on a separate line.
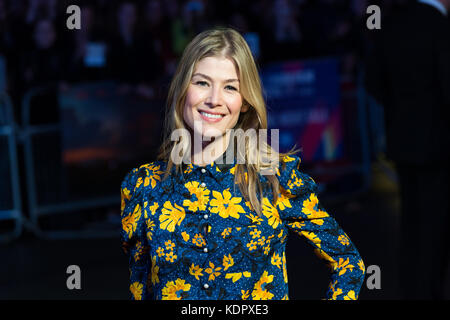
[192, 73, 239, 83]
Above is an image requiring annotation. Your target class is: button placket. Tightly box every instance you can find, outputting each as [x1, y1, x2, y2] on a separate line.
[198, 166, 211, 258]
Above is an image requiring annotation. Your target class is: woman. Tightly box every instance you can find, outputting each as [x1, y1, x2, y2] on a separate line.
[120, 27, 365, 300]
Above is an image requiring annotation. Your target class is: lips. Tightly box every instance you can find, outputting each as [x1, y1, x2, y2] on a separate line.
[197, 109, 226, 116]
[198, 109, 226, 122]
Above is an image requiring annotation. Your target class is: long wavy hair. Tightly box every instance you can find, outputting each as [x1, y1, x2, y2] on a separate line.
[157, 27, 299, 216]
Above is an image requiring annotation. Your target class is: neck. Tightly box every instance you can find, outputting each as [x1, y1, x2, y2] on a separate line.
[191, 130, 231, 166]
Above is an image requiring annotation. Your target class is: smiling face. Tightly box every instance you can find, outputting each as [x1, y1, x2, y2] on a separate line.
[183, 56, 248, 139]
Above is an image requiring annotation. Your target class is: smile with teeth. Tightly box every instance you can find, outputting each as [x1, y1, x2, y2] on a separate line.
[199, 111, 224, 119]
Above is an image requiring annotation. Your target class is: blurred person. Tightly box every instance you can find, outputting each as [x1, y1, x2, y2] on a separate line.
[17, 18, 62, 124]
[365, 0, 450, 299]
[141, 0, 175, 79]
[107, 1, 163, 99]
[259, 0, 303, 62]
[24, 0, 57, 25]
[171, 0, 210, 58]
[65, 4, 108, 82]
[120, 27, 365, 300]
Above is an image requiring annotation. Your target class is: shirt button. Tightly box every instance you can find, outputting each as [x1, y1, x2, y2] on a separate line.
[203, 247, 208, 253]
[201, 168, 206, 173]
[200, 182, 206, 187]
[203, 214, 208, 219]
[203, 283, 209, 289]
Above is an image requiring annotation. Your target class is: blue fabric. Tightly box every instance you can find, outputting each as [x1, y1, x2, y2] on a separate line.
[120, 154, 365, 300]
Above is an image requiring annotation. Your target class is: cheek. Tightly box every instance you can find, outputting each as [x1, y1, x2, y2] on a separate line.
[184, 88, 201, 110]
[227, 96, 243, 117]
[183, 89, 202, 125]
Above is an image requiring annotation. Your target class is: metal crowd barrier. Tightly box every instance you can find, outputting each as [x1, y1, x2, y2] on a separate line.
[21, 86, 118, 239]
[0, 92, 23, 243]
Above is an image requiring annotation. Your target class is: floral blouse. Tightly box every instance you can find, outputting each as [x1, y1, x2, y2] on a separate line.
[120, 153, 365, 300]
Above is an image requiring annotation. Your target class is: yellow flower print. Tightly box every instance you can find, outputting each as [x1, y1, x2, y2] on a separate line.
[336, 257, 354, 276]
[358, 259, 365, 273]
[121, 187, 131, 213]
[130, 281, 143, 300]
[205, 262, 222, 281]
[133, 241, 144, 261]
[287, 169, 303, 190]
[192, 233, 206, 247]
[183, 164, 193, 174]
[283, 155, 296, 162]
[249, 229, 261, 239]
[301, 193, 329, 225]
[277, 229, 284, 239]
[261, 198, 282, 229]
[165, 240, 175, 251]
[165, 250, 177, 263]
[241, 290, 250, 300]
[161, 279, 191, 300]
[244, 201, 253, 211]
[156, 247, 165, 257]
[149, 202, 159, 215]
[252, 271, 274, 300]
[257, 236, 266, 246]
[344, 290, 357, 300]
[288, 221, 305, 229]
[338, 234, 350, 246]
[210, 189, 245, 219]
[222, 254, 234, 271]
[263, 244, 271, 255]
[282, 294, 289, 300]
[122, 203, 142, 238]
[282, 252, 288, 283]
[140, 164, 164, 189]
[276, 188, 293, 210]
[182, 181, 210, 212]
[189, 264, 204, 280]
[271, 252, 282, 269]
[229, 165, 236, 175]
[146, 219, 155, 241]
[151, 256, 159, 285]
[225, 272, 251, 283]
[300, 231, 322, 249]
[221, 227, 232, 238]
[160, 201, 186, 232]
[328, 280, 343, 300]
[246, 240, 257, 251]
[181, 231, 190, 242]
[246, 213, 262, 224]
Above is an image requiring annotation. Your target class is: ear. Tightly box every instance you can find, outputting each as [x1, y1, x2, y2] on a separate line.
[241, 102, 249, 113]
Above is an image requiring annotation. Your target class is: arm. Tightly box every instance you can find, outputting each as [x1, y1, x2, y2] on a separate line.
[283, 192, 365, 300]
[120, 168, 152, 300]
[277, 157, 365, 300]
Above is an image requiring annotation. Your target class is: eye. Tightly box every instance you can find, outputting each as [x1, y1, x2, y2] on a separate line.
[225, 85, 238, 91]
[194, 80, 209, 87]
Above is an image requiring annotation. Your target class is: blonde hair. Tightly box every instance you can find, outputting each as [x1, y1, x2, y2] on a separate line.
[157, 27, 299, 216]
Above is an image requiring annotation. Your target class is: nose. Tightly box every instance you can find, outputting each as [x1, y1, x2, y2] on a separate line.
[206, 86, 223, 106]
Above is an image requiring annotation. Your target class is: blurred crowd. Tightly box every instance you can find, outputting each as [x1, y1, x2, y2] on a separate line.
[0, 0, 410, 123]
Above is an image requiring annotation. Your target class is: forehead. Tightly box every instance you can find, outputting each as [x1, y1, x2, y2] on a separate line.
[193, 56, 239, 79]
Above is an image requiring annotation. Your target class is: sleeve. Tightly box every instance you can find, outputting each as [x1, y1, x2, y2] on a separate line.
[277, 156, 366, 300]
[120, 167, 152, 300]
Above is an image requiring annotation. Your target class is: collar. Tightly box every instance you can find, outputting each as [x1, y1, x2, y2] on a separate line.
[418, 0, 448, 16]
[180, 142, 237, 176]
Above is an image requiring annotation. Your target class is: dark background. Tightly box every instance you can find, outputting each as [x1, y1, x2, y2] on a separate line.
[0, 0, 449, 300]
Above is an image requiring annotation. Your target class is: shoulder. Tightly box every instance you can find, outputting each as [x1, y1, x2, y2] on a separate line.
[277, 155, 317, 197]
[121, 160, 168, 196]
